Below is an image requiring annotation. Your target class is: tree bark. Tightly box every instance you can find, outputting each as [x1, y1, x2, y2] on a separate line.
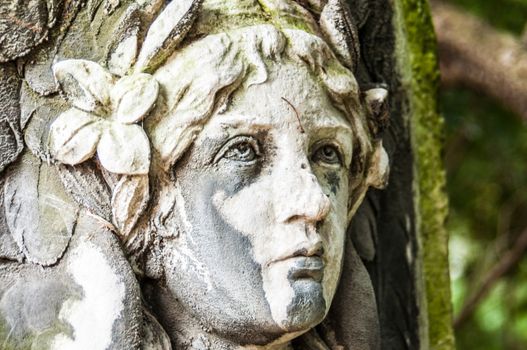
[431, 0, 527, 121]
[348, 0, 455, 348]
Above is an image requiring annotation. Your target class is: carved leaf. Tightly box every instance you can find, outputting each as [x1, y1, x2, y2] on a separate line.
[24, 103, 61, 161]
[3, 152, 79, 266]
[0, 0, 49, 62]
[53, 59, 115, 114]
[58, 162, 113, 221]
[97, 123, 150, 175]
[0, 178, 23, 261]
[111, 175, 149, 239]
[48, 108, 102, 165]
[106, 5, 144, 76]
[295, 0, 326, 14]
[111, 73, 159, 124]
[135, 0, 202, 73]
[108, 32, 140, 76]
[0, 64, 24, 173]
[319, 0, 360, 71]
[367, 140, 389, 189]
[0, 120, 23, 173]
[364, 87, 390, 136]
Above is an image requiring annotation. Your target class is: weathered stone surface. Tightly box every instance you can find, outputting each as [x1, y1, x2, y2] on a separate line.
[0, 212, 144, 349]
[0, 178, 23, 261]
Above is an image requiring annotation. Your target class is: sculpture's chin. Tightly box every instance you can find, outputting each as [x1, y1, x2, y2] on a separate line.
[279, 280, 327, 332]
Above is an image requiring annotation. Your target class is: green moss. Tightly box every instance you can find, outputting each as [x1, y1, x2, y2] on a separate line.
[256, 0, 317, 33]
[393, 0, 455, 349]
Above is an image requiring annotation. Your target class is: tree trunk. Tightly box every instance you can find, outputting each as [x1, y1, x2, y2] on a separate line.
[346, 0, 455, 348]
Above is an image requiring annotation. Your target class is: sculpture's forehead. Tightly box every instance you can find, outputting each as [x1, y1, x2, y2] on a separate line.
[223, 61, 353, 133]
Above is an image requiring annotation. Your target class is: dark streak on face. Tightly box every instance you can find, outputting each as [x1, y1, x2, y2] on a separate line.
[284, 280, 326, 331]
[324, 171, 341, 195]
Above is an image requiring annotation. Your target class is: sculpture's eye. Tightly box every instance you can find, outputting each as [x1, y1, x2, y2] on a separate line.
[312, 144, 342, 166]
[216, 136, 260, 163]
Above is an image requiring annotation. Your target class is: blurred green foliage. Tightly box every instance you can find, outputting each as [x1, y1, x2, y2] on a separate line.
[441, 10, 527, 346]
[441, 1, 527, 348]
[443, 86, 527, 349]
[449, 0, 527, 34]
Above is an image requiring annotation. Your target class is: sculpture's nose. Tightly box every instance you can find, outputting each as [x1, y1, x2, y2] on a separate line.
[274, 161, 331, 225]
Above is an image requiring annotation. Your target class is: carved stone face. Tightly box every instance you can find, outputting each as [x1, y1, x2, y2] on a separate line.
[152, 60, 353, 345]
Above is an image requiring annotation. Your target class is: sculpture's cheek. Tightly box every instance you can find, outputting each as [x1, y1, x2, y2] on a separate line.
[164, 172, 285, 343]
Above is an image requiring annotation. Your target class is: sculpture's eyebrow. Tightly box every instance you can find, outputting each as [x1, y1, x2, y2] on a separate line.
[310, 118, 354, 141]
[315, 124, 353, 136]
[217, 114, 273, 131]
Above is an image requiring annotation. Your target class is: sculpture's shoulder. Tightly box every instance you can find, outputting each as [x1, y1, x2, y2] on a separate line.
[0, 212, 151, 350]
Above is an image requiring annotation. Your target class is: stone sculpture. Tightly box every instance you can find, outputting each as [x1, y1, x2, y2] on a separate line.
[0, 0, 390, 349]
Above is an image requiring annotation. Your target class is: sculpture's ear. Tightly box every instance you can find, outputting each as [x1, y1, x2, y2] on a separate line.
[366, 140, 389, 189]
[364, 87, 390, 189]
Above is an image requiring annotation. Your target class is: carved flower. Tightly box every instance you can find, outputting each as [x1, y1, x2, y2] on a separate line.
[48, 59, 158, 175]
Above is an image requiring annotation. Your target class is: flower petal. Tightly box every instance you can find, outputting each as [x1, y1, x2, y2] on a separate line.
[97, 123, 150, 175]
[111, 73, 159, 124]
[53, 59, 115, 114]
[49, 108, 102, 165]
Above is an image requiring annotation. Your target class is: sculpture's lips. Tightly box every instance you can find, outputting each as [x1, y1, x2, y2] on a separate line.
[277, 256, 325, 282]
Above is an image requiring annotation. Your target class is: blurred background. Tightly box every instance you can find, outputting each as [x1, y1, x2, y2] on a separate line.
[431, 0, 527, 349]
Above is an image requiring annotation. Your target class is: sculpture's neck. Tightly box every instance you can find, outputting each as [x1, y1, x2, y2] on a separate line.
[161, 311, 295, 350]
[169, 322, 294, 350]
[143, 282, 295, 350]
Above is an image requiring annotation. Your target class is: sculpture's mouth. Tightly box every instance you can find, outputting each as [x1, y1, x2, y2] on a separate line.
[268, 241, 324, 265]
[267, 242, 325, 282]
[287, 256, 324, 282]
